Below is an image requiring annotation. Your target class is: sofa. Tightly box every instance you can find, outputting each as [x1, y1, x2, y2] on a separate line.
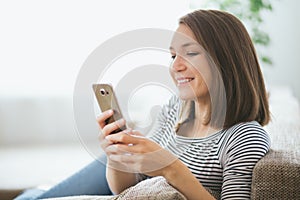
[251, 149, 300, 199]
[251, 86, 300, 199]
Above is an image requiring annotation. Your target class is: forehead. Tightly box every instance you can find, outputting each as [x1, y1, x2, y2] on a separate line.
[176, 24, 197, 40]
[170, 24, 199, 50]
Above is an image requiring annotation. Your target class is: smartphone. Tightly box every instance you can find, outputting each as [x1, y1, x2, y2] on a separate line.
[93, 83, 126, 134]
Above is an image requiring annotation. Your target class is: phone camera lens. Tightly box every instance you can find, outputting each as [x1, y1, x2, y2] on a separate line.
[100, 89, 106, 96]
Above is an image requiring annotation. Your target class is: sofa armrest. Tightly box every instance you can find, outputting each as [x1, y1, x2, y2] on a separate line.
[0, 189, 23, 200]
[251, 149, 300, 200]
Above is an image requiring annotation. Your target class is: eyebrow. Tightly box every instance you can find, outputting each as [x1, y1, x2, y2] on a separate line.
[169, 42, 199, 50]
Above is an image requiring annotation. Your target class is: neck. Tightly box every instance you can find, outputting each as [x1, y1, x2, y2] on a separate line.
[192, 96, 220, 137]
[193, 96, 211, 123]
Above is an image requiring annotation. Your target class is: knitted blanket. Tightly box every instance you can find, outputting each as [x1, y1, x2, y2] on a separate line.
[41, 176, 187, 200]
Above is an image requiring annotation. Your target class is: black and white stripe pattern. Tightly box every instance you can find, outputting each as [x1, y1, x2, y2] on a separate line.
[149, 96, 270, 199]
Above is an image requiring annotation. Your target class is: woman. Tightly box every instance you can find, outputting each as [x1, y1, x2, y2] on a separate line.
[15, 9, 270, 200]
[98, 9, 270, 200]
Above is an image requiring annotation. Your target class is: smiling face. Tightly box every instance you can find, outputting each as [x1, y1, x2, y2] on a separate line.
[169, 24, 212, 101]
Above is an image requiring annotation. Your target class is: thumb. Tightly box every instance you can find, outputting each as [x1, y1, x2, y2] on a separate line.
[127, 129, 145, 137]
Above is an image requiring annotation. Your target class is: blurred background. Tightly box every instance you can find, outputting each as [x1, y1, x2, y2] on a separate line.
[0, 0, 299, 199]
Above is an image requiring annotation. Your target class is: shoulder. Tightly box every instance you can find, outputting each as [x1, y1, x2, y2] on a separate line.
[225, 121, 270, 142]
[166, 95, 181, 110]
[223, 121, 270, 155]
[150, 95, 181, 131]
[160, 95, 181, 118]
[220, 121, 270, 198]
[149, 95, 181, 143]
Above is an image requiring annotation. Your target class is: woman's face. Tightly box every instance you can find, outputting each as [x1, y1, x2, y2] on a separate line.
[169, 24, 212, 101]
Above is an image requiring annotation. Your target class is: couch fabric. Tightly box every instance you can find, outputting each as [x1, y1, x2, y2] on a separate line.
[251, 149, 300, 200]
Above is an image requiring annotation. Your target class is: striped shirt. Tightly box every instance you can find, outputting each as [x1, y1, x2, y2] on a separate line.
[149, 95, 270, 199]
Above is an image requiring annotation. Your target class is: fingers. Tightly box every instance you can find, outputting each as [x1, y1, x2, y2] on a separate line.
[97, 109, 127, 139]
[109, 154, 135, 163]
[96, 109, 114, 129]
[105, 132, 152, 154]
[105, 131, 139, 154]
[105, 143, 132, 156]
[105, 130, 140, 145]
[102, 118, 126, 136]
[98, 120, 127, 151]
[97, 110, 127, 153]
[128, 130, 145, 137]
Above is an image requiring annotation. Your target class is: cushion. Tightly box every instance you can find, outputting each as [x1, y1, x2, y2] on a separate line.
[40, 176, 186, 200]
[114, 176, 186, 200]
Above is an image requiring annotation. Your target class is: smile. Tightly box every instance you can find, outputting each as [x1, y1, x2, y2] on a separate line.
[177, 78, 194, 86]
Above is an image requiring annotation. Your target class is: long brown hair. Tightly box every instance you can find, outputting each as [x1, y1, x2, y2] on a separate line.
[178, 9, 270, 128]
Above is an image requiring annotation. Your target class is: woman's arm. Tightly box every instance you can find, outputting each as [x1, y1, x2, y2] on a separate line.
[163, 159, 215, 200]
[105, 159, 139, 194]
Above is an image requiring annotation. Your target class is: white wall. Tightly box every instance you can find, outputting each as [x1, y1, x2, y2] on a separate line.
[0, 0, 188, 97]
[262, 0, 300, 101]
[0, 0, 189, 145]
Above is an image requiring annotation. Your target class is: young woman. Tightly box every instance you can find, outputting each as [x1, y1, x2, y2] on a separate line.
[98, 9, 270, 200]
[15, 9, 270, 200]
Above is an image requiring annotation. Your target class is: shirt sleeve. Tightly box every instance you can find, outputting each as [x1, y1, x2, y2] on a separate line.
[221, 122, 270, 199]
[148, 95, 180, 145]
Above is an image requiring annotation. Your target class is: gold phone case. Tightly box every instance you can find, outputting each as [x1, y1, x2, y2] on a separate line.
[93, 84, 126, 133]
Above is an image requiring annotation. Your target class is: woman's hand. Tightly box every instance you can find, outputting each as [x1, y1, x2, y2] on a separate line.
[104, 129, 178, 177]
[97, 110, 142, 193]
[96, 109, 127, 151]
[96, 109, 177, 177]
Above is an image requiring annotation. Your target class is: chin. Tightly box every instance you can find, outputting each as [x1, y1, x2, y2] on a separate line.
[178, 88, 210, 101]
[178, 91, 196, 101]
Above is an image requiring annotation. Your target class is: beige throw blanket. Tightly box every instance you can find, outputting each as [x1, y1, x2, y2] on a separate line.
[42, 176, 187, 200]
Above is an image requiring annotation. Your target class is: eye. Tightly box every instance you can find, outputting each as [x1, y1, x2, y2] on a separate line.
[170, 53, 176, 60]
[186, 52, 199, 57]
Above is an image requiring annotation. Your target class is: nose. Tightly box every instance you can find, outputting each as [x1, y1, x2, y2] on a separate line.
[171, 55, 186, 72]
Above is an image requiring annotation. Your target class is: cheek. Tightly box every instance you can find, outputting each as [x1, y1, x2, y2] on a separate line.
[191, 69, 211, 97]
[169, 67, 176, 83]
[193, 63, 212, 87]
[200, 70, 212, 90]
[196, 73, 211, 92]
